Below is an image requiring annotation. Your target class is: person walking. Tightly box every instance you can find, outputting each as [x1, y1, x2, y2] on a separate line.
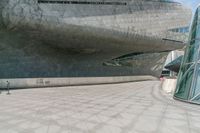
[6, 81, 10, 95]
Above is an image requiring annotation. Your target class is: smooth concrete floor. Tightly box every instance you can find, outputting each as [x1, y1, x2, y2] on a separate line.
[0, 81, 200, 133]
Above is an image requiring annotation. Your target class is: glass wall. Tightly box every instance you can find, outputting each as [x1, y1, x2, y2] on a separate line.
[174, 6, 200, 104]
[170, 27, 189, 33]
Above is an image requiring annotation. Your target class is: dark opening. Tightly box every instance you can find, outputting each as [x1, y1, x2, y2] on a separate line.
[38, 0, 127, 5]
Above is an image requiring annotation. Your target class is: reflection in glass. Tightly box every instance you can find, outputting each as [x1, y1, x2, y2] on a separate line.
[174, 6, 200, 104]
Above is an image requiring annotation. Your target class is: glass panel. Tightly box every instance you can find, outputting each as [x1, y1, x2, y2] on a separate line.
[192, 95, 200, 102]
[180, 40, 200, 66]
[182, 63, 194, 74]
[189, 8, 199, 40]
[191, 64, 200, 102]
[184, 45, 195, 63]
[175, 65, 194, 100]
[174, 6, 200, 103]
[185, 40, 200, 63]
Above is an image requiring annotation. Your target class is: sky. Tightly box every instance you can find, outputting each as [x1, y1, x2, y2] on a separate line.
[175, 0, 200, 12]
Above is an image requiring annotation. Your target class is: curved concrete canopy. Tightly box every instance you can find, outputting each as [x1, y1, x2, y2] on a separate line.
[0, 0, 192, 82]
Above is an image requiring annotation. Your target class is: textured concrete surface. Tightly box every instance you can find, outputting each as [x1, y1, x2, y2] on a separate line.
[1, 0, 191, 41]
[0, 0, 192, 79]
[0, 81, 200, 133]
[162, 78, 177, 94]
[0, 30, 168, 78]
[0, 76, 157, 89]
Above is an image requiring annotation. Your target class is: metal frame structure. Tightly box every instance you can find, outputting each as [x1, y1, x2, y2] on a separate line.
[174, 6, 200, 104]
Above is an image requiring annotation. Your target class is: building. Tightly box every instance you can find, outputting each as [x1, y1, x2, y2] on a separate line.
[174, 6, 200, 104]
[0, 0, 192, 88]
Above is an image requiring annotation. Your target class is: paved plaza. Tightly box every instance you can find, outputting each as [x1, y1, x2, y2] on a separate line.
[0, 81, 200, 133]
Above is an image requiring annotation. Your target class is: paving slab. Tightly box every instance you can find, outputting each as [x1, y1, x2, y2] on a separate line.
[0, 81, 200, 133]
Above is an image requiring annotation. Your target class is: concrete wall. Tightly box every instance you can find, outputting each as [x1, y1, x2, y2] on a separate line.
[104, 52, 169, 77]
[0, 0, 192, 87]
[0, 76, 157, 89]
[0, 30, 168, 78]
[0, 0, 192, 46]
[162, 78, 177, 94]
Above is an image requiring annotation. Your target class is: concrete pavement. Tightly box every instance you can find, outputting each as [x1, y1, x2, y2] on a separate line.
[0, 81, 200, 133]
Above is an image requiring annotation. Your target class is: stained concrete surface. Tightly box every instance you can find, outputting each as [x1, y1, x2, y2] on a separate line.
[0, 81, 200, 133]
[0, 0, 192, 79]
[0, 76, 157, 89]
[0, 29, 168, 78]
